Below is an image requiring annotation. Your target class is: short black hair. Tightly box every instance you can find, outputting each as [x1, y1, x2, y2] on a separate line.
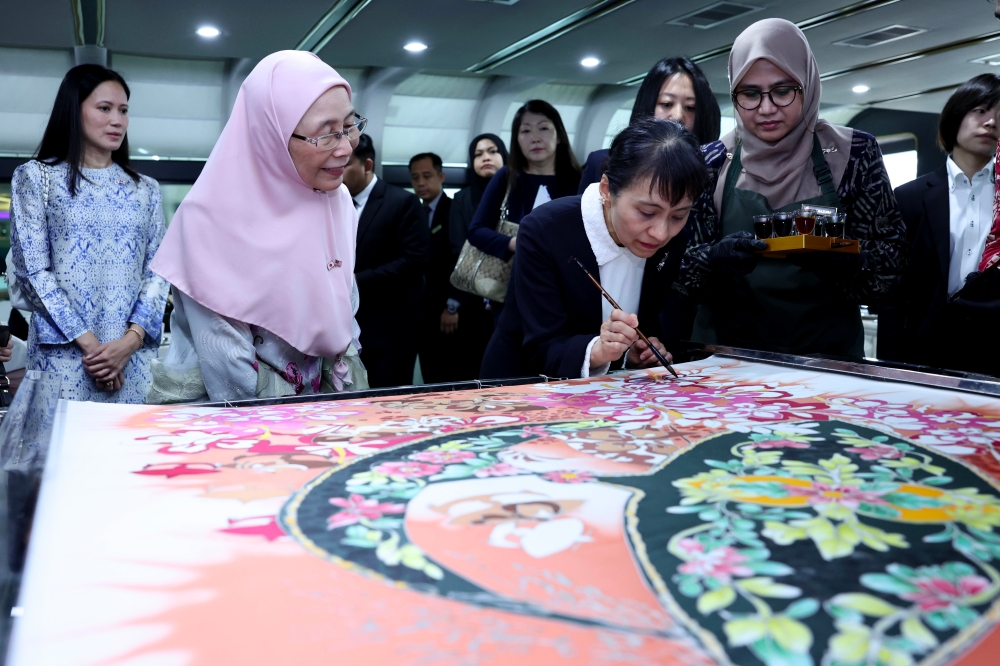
[37, 64, 140, 196]
[631, 56, 722, 145]
[352, 133, 376, 165]
[605, 117, 709, 206]
[409, 152, 443, 172]
[938, 73, 1000, 153]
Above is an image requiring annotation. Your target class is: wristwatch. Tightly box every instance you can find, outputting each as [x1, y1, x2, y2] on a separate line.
[446, 299, 460, 315]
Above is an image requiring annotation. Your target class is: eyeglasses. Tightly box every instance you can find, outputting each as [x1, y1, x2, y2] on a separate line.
[732, 86, 802, 111]
[291, 114, 368, 150]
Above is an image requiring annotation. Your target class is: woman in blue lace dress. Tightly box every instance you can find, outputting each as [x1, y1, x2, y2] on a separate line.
[9, 65, 168, 403]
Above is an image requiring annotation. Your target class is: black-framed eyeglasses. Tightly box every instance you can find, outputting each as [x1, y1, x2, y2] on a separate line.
[291, 114, 368, 150]
[731, 86, 802, 111]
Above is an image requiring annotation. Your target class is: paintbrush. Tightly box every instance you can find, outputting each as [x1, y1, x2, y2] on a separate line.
[569, 256, 679, 379]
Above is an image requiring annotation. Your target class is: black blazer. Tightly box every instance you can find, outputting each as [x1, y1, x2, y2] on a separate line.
[355, 178, 431, 350]
[878, 167, 950, 363]
[577, 149, 609, 195]
[423, 193, 454, 313]
[481, 196, 689, 379]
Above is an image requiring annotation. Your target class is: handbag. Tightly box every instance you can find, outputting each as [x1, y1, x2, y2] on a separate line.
[450, 184, 518, 302]
[5, 162, 49, 313]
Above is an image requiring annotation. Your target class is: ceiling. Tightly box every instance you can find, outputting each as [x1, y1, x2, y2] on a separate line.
[2, 0, 1000, 113]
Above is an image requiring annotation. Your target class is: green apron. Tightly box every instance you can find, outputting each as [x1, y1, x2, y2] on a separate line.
[703, 136, 864, 357]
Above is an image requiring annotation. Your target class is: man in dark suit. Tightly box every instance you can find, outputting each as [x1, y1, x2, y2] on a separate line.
[879, 74, 1000, 374]
[344, 135, 430, 388]
[409, 152, 457, 384]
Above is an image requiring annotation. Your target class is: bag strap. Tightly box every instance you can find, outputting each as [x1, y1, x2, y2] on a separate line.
[497, 181, 513, 229]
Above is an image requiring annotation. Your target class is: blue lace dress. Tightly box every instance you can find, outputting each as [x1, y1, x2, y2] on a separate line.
[9, 161, 169, 403]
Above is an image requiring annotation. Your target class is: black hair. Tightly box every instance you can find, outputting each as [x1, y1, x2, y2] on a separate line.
[466, 133, 508, 208]
[605, 117, 709, 206]
[631, 56, 721, 145]
[508, 99, 581, 194]
[938, 73, 1000, 153]
[352, 133, 376, 165]
[36, 64, 140, 196]
[409, 152, 443, 172]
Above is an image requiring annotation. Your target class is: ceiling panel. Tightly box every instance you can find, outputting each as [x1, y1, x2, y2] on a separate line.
[315, 0, 595, 70]
[0, 0, 76, 50]
[104, 0, 335, 60]
[2, 0, 1000, 117]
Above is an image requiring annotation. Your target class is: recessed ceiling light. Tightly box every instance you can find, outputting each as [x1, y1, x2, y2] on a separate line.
[196, 26, 220, 38]
[970, 53, 1000, 66]
[404, 42, 428, 52]
[151, 155, 161, 161]
[581, 57, 601, 68]
[137, 148, 149, 155]
[852, 85, 870, 94]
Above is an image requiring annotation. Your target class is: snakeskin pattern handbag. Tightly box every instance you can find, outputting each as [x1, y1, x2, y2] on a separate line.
[450, 185, 518, 302]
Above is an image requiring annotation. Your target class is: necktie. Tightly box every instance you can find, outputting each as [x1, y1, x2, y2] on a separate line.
[353, 198, 360, 210]
[424, 203, 433, 227]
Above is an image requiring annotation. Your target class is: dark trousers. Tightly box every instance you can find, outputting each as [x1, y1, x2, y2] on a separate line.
[420, 303, 494, 384]
[362, 347, 417, 389]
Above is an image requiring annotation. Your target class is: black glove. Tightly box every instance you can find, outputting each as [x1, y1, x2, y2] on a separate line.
[708, 231, 768, 278]
[788, 251, 865, 284]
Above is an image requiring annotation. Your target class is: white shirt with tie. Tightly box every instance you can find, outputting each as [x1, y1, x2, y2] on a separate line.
[424, 191, 443, 228]
[579, 183, 646, 377]
[946, 155, 994, 296]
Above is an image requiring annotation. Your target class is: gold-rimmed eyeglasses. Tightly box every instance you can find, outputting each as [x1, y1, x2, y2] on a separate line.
[732, 86, 802, 111]
[291, 114, 368, 150]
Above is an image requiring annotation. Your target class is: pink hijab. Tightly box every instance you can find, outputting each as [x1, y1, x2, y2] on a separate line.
[151, 51, 358, 360]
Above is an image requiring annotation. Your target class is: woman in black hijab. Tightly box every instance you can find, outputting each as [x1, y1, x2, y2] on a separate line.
[445, 133, 509, 379]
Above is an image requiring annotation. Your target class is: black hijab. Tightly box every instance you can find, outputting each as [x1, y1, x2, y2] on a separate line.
[466, 133, 508, 209]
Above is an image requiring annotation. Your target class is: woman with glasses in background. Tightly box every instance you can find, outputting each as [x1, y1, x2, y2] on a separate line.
[671, 19, 905, 358]
[467, 100, 582, 320]
[8, 64, 168, 403]
[148, 51, 368, 403]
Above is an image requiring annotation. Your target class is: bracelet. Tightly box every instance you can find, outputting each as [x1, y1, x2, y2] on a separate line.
[125, 327, 144, 349]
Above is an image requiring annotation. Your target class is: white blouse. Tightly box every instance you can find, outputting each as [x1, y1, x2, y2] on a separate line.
[579, 183, 646, 377]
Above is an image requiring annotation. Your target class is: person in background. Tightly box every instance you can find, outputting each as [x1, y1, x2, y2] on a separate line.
[409, 152, 455, 384]
[345, 135, 430, 388]
[481, 118, 708, 379]
[578, 56, 721, 193]
[879, 75, 1000, 372]
[9, 64, 168, 403]
[673, 18, 906, 358]
[149, 51, 366, 403]
[467, 100, 582, 320]
[448, 134, 508, 379]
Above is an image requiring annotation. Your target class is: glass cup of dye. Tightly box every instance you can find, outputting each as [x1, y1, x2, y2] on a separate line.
[826, 213, 845, 238]
[772, 212, 794, 237]
[815, 214, 829, 237]
[795, 208, 816, 235]
[752, 214, 773, 239]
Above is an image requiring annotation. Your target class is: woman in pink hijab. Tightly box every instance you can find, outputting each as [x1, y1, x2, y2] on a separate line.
[147, 51, 367, 402]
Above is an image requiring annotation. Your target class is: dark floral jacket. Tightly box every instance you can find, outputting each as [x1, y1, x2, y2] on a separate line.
[674, 130, 907, 304]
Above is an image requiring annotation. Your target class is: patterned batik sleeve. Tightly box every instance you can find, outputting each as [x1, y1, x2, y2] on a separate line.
[9, 163, 90, 344]
[838, 132, 907, 303]
[128, 178, 170, 344]
[673, 142, 727, 298]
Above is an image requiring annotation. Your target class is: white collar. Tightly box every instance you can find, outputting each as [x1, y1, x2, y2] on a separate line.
[353, 173, 378, 209]
[946, 155, 994, 191]
[580, 183, 645, 268]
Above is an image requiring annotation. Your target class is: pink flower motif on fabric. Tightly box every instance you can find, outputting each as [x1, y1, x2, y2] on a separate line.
[542, 470, 595, 484]
[676, 539, 753, 583]
[283, 362, 305, 395]
[845, 444, 904, 460]
[373, 461, 443, 478]
[900, 575, 991, 612]
[750, 439, 810, 449]
[327, 493, 405, 529]
[474, 463, 525, 478]
[410, 450, 476, 464]
[786, 482, 888, 509]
